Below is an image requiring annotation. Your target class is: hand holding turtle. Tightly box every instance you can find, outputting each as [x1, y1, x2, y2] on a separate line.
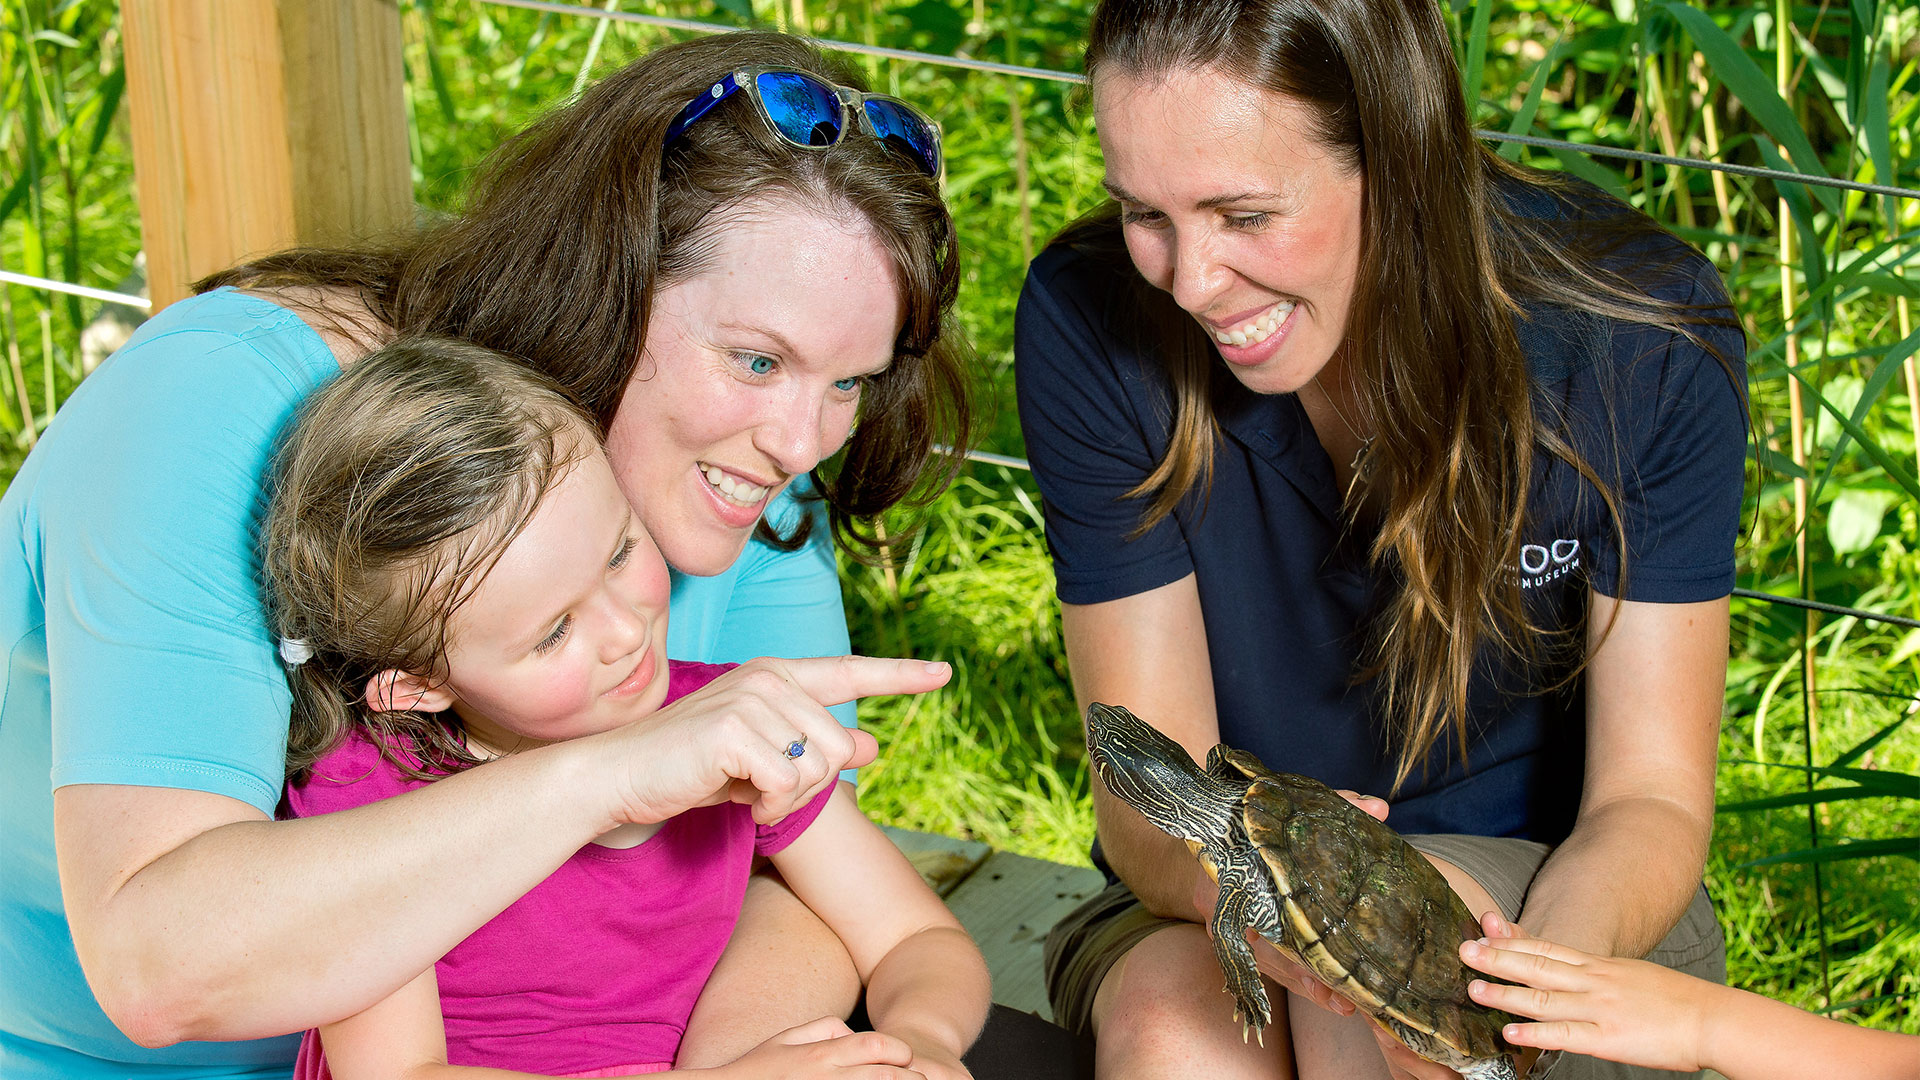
[1228, 788, 1388, 1019]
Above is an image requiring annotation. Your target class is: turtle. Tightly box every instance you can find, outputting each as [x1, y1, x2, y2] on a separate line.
[1084, 702, 1522, 1080]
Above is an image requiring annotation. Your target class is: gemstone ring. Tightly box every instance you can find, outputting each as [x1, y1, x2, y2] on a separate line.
[785, 735, 808, 760]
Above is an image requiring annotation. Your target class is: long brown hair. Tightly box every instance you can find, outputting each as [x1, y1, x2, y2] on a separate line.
[204, 31, 970, 559]
[265, 337, 595, 783]
[1082, 0, 1744, 788]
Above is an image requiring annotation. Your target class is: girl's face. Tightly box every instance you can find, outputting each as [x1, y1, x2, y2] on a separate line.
[604, 199, 906, 577]
[413, 444, 675, 752]
[1093, 65, 1366, 396]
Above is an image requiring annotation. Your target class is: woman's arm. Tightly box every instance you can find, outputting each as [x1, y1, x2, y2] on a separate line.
[55, 655, 946, 1047]
[1060, 575, 1223, 922]
[771, 788, 990, 1080]
[1518, 592, 1726, 957]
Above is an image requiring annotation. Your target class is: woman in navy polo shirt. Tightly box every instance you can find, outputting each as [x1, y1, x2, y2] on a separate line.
[1017, 2, 1747, 1077]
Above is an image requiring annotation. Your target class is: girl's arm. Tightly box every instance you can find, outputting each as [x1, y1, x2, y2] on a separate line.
[55, 655, 947, 1046]
[1517, 592, 1726, 958]
[771, 787, 991, 1080]
[1462, 924, 1920, 1080]
[318, 966, 927, 1080]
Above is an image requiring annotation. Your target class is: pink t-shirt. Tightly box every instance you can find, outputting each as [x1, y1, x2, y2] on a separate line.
[284, 661, 836, 1078]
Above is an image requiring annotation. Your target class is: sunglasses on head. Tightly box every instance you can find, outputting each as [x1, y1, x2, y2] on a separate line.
[664, 67, 943, 181]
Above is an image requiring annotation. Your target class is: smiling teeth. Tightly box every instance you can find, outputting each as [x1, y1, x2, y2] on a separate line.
[700, 463, 770, 506]
[1215, 302, 1296, 347]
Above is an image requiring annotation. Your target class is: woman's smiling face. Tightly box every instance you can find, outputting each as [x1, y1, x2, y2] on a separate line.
[1094, 64, 1366, 396]
[603, 198, 904, 576]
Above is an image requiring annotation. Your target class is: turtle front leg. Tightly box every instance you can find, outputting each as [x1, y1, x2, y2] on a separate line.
[1209, 861, 1273, 1043]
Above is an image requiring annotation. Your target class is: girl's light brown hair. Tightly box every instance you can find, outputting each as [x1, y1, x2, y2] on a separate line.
[1079, 0, 1745, 790]
[265, 337, 595, 783]
[204, 31, 971, 561]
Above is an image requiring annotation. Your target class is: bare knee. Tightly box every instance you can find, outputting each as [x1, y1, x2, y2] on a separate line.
[1090, 924, 1294, 1080]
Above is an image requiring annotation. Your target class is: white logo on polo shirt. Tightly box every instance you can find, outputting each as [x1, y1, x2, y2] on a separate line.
[1513, 538, 1580, 588]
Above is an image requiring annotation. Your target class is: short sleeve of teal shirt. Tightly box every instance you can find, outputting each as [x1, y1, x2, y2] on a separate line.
[667, 477, 861, 777]
[0, 288, 334, 1078]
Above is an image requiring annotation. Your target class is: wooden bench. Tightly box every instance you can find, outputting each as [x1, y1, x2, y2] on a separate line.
[881, 826, 1106, 1022]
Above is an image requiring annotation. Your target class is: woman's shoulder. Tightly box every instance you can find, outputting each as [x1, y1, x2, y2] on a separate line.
[84, 287, 340, 400]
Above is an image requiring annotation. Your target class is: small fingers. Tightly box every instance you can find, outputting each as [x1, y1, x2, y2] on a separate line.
[1459, 939, 1583, 990]
[776, 653, 953, 708]
[1498, 1018, 1591, 1053]
[1467, 977, 1574, 1022]
[821, 1030, 917, 1069]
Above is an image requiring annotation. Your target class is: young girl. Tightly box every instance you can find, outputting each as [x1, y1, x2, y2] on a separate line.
[1460, 914, 1918, 1080]
[264, 337, 989, 1080]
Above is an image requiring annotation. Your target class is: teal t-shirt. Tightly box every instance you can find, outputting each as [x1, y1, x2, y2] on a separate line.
[0, 289, 856, 1079]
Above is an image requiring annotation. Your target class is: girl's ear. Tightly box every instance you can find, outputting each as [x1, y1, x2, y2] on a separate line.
[364, 670, 454, 714]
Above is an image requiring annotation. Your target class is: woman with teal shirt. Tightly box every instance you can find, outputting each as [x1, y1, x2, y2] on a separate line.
[0, 31, 968, 1080]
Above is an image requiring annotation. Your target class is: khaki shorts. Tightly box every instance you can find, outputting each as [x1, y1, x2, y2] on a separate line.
[1043, 834, 1725, 1080]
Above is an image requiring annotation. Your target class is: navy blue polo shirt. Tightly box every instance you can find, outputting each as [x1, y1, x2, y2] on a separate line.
[1015, 209, 1746, 846]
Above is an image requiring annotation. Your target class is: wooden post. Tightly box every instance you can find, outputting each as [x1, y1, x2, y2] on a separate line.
[122, 0, 413, 309]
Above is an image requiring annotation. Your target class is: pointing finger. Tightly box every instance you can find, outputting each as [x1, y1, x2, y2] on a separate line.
[773, 654, 953, 708]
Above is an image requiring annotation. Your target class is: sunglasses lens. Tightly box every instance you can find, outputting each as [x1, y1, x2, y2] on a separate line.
[755, 71, 844, 147]
[862, 98, 942, 177]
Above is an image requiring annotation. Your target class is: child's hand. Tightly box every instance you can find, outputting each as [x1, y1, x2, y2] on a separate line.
[888, 1024, 974, 1080]
[705, 1016, 927, 1079]
[608, 656, 951, 827]
[1460, 917, 1713, 1073]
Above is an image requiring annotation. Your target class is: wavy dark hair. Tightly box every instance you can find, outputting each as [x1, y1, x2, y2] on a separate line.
[204, 31, 971, 560]
[266, 337, 596, 784]
[1079, 0, 1745, 789]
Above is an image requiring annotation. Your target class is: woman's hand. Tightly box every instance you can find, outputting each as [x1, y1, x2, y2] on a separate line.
[603, 656, 951, 827]
[702, 1017, 926, 1079]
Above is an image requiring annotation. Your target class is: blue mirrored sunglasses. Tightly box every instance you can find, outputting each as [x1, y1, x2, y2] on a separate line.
[664, 68, 943, 181]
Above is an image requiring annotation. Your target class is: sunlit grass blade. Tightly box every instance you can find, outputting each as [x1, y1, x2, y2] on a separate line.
[1736, 836, 1920, 868]
[1661, 0, 1839, 216]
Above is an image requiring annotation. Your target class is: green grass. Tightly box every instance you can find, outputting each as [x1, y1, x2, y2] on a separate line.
[4, 0, 1917, 1036]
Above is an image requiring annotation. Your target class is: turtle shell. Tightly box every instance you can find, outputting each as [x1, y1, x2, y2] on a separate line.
[1219, 752, 1514, 1071]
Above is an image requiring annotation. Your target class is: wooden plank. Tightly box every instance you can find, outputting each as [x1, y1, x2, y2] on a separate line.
[123, 0, 412, 308]
[880, 824, 991, 897]
[943, 851, 1105, 1021]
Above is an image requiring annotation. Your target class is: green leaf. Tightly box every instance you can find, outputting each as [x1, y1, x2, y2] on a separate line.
[1499, 24, 1568, 162]
[1752, 442, 1808, 480]
[1827, 488, 1896, 554]
[1831, 713, 1915, 769]
[712, 0, 754, 18]
[1716, 784, 1898, 814]
[1865, 39, 1894, 225]
[1461, 0, 1493, 121]
[1787, 350, 1920, 504]
[1661, 1, 1839, 216]
[1736, 837, 1920, 868]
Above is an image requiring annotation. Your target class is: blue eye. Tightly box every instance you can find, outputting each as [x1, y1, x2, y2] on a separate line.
[834, 376, 862, 393]
[745, 354, 775, 375]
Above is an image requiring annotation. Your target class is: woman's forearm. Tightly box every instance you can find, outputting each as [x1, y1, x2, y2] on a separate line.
[56, 740, 613, 1047]
[862, 926, 991, 1057]
[1518, 795, 1710, 957]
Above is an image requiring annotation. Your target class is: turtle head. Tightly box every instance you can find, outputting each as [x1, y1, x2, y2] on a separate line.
[1085, 703, 1239, 846]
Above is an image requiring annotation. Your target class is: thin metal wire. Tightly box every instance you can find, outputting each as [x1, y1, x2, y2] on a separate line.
[1483, 130, 1920, 202]
[0, 270, 150, 310]
[477, 0, 1085, 82]
[477, 0, 1920, 202]
[1733, 588, 1920, 630]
